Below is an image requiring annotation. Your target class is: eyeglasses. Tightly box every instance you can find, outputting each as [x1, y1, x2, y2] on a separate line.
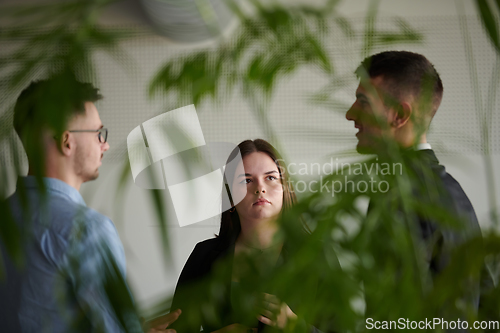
[68, 128, 108, 143]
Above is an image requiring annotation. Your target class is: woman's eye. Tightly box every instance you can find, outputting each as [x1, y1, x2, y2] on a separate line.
[267, 175, 278, 181]
[240, 178, 251, 184]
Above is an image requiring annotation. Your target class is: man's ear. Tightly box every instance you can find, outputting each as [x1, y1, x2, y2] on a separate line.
[390, 101, 412, 129]
[59, 131, 74, 156]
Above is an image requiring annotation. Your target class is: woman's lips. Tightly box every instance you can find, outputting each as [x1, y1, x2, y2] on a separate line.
[253, 198, 270, 205]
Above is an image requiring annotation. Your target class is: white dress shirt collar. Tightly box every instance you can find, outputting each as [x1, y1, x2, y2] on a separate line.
[415, 143, 432, 151]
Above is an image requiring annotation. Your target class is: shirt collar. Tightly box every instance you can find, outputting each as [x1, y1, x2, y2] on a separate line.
[415, 143, 432, 151]
[18, 176, 86, 206]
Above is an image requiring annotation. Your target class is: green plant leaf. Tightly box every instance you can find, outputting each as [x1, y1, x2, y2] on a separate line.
[476, 0, 500, 52]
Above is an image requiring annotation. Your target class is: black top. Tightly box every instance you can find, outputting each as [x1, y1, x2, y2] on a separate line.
[169, 235, 326, 333]
[170, 237, 283, 332]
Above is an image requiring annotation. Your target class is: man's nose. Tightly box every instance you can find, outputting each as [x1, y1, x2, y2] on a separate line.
[346, 104, 357, 121]
[102, 141, 110, 152]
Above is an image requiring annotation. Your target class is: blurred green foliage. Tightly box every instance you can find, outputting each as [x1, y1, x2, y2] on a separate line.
[0, 0, 499, 331]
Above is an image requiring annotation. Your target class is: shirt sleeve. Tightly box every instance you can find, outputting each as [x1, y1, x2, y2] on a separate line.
[62, 212, 143, 333]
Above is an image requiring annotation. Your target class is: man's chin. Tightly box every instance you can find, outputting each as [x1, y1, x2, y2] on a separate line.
[83, 171, 99, 182]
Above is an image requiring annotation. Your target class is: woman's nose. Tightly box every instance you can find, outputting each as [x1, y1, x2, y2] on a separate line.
[254, 181, 266, 194]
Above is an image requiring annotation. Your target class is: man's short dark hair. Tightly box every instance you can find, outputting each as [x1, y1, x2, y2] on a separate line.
[13, 77, 102, 156]
[355, 51, 443, 121]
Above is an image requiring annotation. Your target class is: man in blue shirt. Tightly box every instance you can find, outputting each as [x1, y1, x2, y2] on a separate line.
[0, 77, 180, 332]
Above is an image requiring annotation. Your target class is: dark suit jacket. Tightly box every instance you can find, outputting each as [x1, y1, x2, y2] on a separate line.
[404, 149, 480, 276]
[366, 149, 481, 325]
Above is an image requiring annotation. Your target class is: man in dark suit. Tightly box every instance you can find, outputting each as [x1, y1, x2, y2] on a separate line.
[345, 51, 481, 327]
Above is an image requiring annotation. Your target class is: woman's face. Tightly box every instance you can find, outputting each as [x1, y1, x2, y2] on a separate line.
[232, 152, 284, 222]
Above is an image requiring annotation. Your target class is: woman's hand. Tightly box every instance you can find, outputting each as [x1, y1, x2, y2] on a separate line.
[211, 323, 257, 333]
[257, 293, 297, 330]
[143, 308, 182, 333]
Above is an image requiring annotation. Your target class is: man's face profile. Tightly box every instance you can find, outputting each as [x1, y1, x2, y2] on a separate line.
[346, 76, 396, 154]
[70, 102, 109, 183]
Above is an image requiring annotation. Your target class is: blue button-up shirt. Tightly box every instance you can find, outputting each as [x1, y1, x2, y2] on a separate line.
[0, 176, 142, 332]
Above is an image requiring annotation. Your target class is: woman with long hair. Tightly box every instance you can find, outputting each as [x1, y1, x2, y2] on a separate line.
[169, 139, 307, 333]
